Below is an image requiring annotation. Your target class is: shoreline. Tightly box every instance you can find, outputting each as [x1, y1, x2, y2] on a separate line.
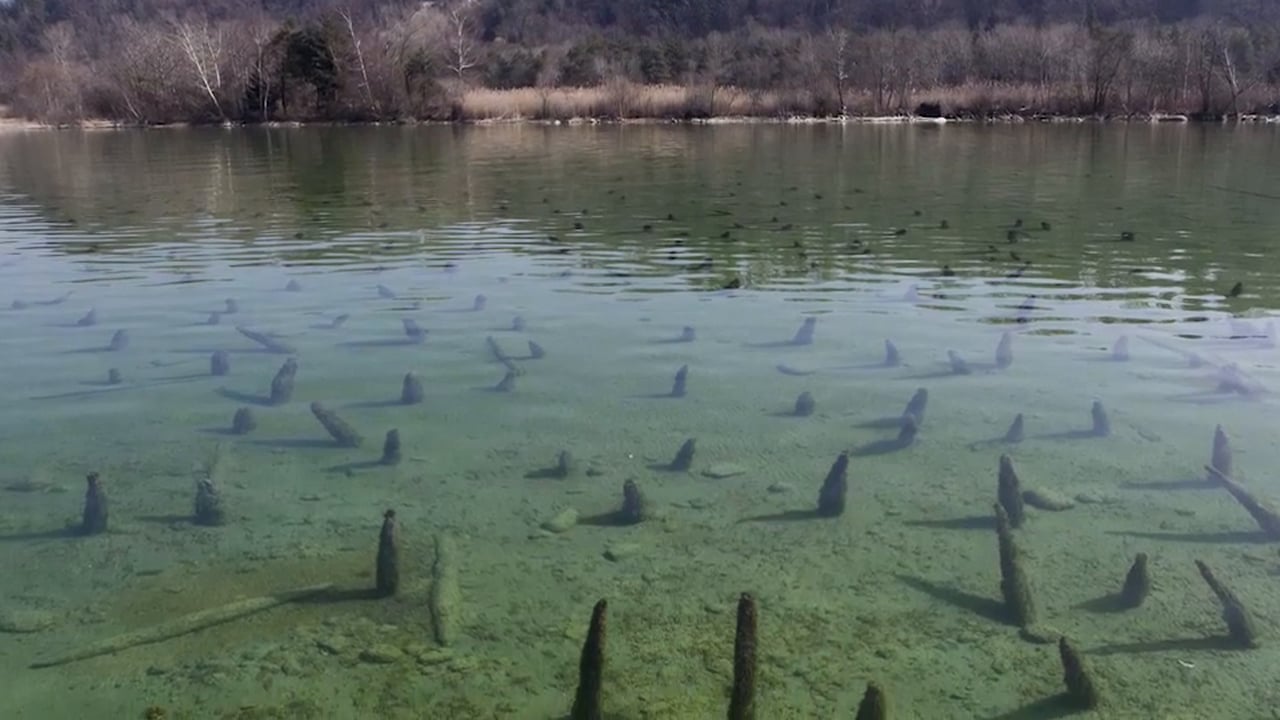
[3, 107, 1280, 133]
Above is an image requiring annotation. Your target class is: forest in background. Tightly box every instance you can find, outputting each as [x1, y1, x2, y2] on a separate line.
[1, 0, 1279, 124]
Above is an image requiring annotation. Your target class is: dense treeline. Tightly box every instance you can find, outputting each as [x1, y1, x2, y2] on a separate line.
[1, 0, 1278, 123]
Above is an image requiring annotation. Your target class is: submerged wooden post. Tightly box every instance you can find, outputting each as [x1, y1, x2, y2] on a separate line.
[375, 510, 399, 598]
[80, 472, 108, 536]
[995, 503, 1035, 627]
[816, 452, 849, 517]
[727, 592, 757, 720]
[570, 599, 607, 720]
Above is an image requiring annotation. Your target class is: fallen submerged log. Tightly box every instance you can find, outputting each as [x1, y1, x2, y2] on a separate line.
[29, 582, 333, 669]
[1205, 465, 1280, 539]
[236, 325, 296, 354]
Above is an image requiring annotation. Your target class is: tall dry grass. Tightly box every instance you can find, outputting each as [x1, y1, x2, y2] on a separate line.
[458, 84, 789, 121]
[457, 80, 1279, 122]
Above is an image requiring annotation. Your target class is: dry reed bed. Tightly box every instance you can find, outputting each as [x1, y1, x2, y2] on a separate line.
[456, 82, 1280, 123]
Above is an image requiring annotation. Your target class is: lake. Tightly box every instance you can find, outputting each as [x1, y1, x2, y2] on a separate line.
[1, 123, 1278, 719]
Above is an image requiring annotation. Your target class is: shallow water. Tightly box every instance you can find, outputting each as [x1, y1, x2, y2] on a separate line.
[1, 124, 1279, 719]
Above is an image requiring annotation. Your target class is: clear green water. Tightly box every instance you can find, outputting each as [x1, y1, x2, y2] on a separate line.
[1, 124, 1279, 719]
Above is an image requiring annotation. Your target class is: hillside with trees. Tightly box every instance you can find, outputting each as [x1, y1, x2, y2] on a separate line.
[1, 0, 1278, 123]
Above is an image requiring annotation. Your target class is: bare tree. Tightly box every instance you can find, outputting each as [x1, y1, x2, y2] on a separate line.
[1124, 27, 1183, 114]
[170, 17, 227, 120]
[1218, 38, 1244, 115]
[241, 14, 279, 121]
[444, 0, 479, 81]
[1189, 22, 1223, 114]
[826, 27, 853, 116]
[41, 22, 83, 120]
[696, 32, 731, 115]
[101, 19, 189, 123]
[733, 28, 783, 114]
[534, 46, 564, 119]
[861, 30, 917, 113]
[1085, 25, 1132, 114]
[357, 3, 459, 117]
[339, 8, 379, 116]
[602, 64, 634, 119]
[1208, 24, 1278, 116]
